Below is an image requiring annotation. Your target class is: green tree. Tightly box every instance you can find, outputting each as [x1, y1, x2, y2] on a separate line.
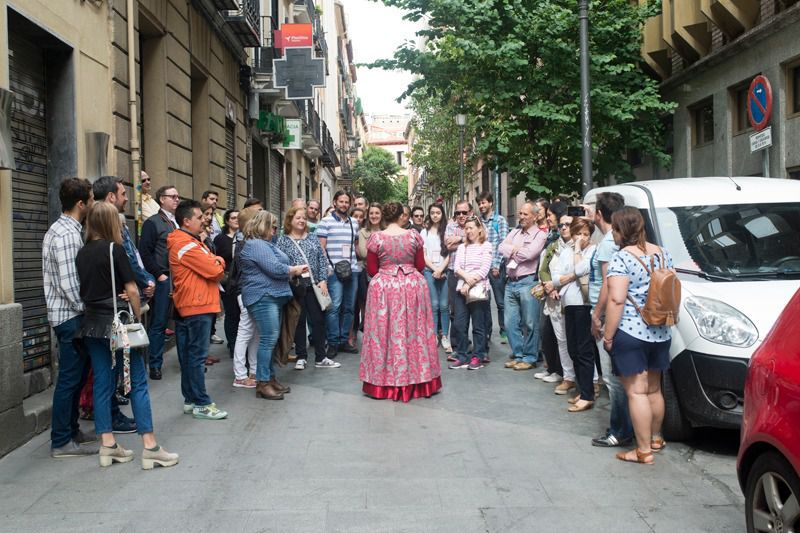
[351, 146, 407, 203]
[407, 92, 477, 202]
[373, 0, 675, 197]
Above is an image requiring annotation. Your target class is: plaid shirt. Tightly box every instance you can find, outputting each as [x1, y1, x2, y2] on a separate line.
[481, 211, 509, 269]
[445, 221, 466, 270]
[42, 214, 84, 327]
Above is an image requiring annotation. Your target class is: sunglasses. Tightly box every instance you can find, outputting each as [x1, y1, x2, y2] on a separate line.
[466, 216, 483, 224]
[141, 178, 151, 183]
[558, 223, 570, 228]
[454, 210, 469, 216]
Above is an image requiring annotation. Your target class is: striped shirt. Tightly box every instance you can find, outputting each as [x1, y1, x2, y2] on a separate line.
[453, 241, 493, 292]
[42, 214, 84, 327]
[481, 211, 509, 269]
[317, 212, 360, 272]
[444, 221, 466, 270]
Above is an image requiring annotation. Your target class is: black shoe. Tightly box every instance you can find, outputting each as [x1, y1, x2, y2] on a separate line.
[338, 343, 358, 354]
[591, 431, 633, 448]
[325, 346, 338, 359]
[149, 368, 162, 380]
[112, 414, 138, 434]
[114, 392, 129, 406]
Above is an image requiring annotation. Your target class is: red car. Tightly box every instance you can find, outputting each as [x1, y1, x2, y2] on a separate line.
[738, 288, 800, 533]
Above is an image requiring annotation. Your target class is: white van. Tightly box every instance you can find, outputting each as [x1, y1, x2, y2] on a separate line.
[584, 177, 800, 439]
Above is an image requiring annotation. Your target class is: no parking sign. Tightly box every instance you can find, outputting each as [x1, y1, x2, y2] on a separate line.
[747, 75, 773, 132]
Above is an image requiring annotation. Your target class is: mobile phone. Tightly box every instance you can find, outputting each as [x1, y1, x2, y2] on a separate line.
[567, 206, 586, 217]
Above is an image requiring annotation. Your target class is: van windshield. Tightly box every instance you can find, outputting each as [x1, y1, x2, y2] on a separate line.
[656, 204, 800, 279]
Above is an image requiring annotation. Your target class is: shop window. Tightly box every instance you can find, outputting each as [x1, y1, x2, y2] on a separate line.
[691, 99, 714, 147]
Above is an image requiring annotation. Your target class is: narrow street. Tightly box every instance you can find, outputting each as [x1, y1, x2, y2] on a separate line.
[0, 322, 743, 533]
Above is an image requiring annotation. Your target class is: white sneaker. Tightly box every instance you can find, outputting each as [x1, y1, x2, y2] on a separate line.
[315, 357, 341, 368]
[533, 371, 550, 380]
[295, 359, 307, 370]
[542, 373, 563, 383]
[441, 336, 453, 353]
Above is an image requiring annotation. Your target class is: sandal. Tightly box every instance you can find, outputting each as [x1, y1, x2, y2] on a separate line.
[651, 436, 666, 453]
[616, 448, 654, 465]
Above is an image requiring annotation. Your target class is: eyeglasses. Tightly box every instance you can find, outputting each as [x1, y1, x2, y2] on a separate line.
[413, 214, 424, 218]
[162, 194, 180, 200]
[454, 210, 469, 216]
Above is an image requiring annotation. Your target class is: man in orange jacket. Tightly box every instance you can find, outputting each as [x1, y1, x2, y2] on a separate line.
[167, 199, 228, 420]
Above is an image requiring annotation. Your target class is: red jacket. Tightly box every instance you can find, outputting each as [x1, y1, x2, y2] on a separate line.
[167, 229, 225, 317]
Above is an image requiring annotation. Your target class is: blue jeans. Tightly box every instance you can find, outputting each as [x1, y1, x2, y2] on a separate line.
[453, 291, 489, 360]
[487, 265, 507, 337]
[175, 313, 213, 406]
[147, 278, 171, 370]
[504, 276, 542, 363]
[83, 338, 154, 435]
[50, 315, 90, 448]
[248, 295, 289, 381]
[600, 344, 634, 440]
[424, 269, 449, 336]
[325, 273, 358, 347]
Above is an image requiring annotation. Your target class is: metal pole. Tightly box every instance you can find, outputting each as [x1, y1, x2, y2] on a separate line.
[763, 147, 770, 177]
[459, 125, 465, 199]
[579, 0, 594, 195]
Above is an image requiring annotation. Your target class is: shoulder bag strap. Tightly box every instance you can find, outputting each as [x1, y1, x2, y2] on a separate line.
[110, 242, 117, 318]
[291, 237, 317, 284]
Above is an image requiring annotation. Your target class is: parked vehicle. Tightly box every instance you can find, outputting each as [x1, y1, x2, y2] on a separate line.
[737, 288, 800, 533]
[585, 177, 800, 439]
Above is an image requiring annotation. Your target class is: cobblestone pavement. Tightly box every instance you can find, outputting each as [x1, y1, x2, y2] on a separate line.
[0, 323, 744, 532]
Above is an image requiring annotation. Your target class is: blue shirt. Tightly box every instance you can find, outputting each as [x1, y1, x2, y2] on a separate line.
[121, 224, 155, 292]
[239, 239, 292, 307]
[607, 248, 674, 343]
[589, 230, 618, 308]
[317, 212, 359, 271]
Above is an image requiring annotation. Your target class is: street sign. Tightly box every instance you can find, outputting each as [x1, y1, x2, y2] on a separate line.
[282, 118, 302, 150]
[749, 126, 772, 152]
[747, 75, 773, 131]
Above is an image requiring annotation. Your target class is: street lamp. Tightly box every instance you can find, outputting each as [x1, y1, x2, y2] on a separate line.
[578, 0, 594, 195]
[455, 113, 467, 200]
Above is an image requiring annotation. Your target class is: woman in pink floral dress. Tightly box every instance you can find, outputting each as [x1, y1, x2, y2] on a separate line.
[360, 202, 442, 401]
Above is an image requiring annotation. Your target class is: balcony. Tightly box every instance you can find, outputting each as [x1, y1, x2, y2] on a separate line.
[211, 0, 238, 9]
[296, 100, 323, 158]
[222, 0, 260, 48]
[293, 0, 316, 24]
[671, 0, 712, 62]
[642, 12, 671, 79]
[253, 15, 279, 75]
[701, 0, 759, 40]
[320, 121, 339, 168]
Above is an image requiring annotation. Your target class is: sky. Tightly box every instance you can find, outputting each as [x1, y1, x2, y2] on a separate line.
[343, 0, 421, 116]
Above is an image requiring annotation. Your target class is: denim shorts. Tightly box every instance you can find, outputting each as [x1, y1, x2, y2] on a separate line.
[610, 329, 670, 377]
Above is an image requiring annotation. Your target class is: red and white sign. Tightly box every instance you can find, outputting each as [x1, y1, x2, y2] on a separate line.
[274, 24, 313, 49]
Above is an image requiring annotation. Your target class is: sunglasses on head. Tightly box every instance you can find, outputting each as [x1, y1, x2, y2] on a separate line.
[454, 210, 469, 216]
[466, 215, 483, 224]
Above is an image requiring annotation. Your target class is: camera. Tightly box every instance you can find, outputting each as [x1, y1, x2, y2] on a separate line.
[567, 206, 586, 217]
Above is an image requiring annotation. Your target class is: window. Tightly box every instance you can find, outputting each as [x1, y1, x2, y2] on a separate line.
[789, 63, 800, 116]
[788, 167, 800, 180]
[691, 99, 714, 146]
[776, 0, 799, 13]
[731, 83, 751, 135]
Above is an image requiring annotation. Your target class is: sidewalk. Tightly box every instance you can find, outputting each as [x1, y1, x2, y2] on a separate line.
[0, 321, 744, 532]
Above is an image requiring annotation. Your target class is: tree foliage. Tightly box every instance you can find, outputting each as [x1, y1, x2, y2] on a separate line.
[407, 93, 477, 202]
[372, 0, 675, 197]
[351, 146, 408, 204]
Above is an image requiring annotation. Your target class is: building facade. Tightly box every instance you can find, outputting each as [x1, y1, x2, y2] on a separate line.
[639, 0, 800, 180]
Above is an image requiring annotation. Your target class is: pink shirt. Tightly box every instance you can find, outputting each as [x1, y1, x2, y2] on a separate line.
[454, 241, 492, 291]
[498, 226, 548, 278]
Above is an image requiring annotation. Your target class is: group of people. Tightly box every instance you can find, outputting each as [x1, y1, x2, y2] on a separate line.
[43, 169, 674, 469]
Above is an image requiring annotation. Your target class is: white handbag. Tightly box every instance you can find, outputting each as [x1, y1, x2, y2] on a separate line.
[462, 244, 489, 304]
[291, 237, 332, 312]
[109, 243, 150, 350]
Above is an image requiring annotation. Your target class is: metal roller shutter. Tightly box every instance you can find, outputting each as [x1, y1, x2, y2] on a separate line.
[9, 33, 51, 372]
[225, 122, 236, 209]
[269, 149, 283, 216]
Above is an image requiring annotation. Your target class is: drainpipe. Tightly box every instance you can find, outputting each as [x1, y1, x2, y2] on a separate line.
[127, 0, 141, 207]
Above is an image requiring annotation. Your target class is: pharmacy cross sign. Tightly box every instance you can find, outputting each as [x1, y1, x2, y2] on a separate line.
[273, 47, 325, 100]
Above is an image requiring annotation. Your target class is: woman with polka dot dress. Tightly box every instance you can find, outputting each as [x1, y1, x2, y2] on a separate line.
[602, 207, 674, 465]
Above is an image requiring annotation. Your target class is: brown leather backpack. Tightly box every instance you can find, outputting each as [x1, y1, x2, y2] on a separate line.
[624, 248, 681, 327]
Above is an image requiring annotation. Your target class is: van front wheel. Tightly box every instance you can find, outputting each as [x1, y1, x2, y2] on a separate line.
[661, 369, 694, 441]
